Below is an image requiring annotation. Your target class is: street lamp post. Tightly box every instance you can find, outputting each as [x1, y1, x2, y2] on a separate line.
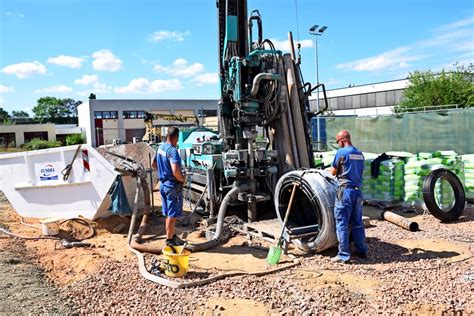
[309, 25, 328, 151]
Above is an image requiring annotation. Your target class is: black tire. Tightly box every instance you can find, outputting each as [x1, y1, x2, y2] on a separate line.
[422, 169, 465, 222]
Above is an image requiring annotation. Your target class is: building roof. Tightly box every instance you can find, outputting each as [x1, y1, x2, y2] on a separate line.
[311, 79, 409, 99]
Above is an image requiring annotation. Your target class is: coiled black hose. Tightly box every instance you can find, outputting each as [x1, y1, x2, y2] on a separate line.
[423, 168, 466, 222]
[274, 170, 338, 252]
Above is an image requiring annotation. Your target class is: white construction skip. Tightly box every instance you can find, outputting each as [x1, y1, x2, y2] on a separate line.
[0, 145, 118, 219]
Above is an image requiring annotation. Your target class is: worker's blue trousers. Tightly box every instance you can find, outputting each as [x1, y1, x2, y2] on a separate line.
[334, 187, 368, 261]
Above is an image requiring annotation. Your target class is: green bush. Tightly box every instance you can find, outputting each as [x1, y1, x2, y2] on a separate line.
[65, 134, 85, 146]
[22, 138, 62, 150]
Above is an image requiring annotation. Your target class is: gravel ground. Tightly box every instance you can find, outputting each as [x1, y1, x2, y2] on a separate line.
[63, 206, 474, 315]
[1, 187, 472, 315]
[0, 240, 76, 314]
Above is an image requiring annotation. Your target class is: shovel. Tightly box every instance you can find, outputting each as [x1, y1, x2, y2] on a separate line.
[266, 182, 299, 265]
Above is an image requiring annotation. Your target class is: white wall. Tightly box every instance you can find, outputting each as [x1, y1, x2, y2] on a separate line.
[77, 101, 93, 146]
[333, 106, 394, 116]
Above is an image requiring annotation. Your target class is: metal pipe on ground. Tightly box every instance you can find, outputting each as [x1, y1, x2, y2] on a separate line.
[381, 211, 419, 232]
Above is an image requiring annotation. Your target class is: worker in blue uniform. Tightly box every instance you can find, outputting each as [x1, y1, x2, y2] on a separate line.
[153, 126, 186, 247]
[330, 130, 368, 263]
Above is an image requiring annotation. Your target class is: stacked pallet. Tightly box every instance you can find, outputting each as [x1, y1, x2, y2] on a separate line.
[363, 155, 404, 203]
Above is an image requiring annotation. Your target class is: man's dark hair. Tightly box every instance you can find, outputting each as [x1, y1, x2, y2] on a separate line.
[167, 126, 180, 139]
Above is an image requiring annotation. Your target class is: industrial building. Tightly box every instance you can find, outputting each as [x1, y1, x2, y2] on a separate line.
[77, 99, 218, 147]
[77, 79, 409, 147]
[0, 123, 83, 148]
[310, 79, 408, 116]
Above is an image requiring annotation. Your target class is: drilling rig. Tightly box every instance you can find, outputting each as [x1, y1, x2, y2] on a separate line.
[184, 0, 335, 252]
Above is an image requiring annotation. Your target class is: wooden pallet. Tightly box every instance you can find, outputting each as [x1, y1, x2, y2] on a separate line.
[243, 219, 282, 244]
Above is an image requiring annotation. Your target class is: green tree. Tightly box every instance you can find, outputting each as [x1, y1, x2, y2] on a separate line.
[11, 110, 30, 118]
[395, 63, 474, 113]
[32, 97, 82, 123]
[0, 108, 11, 121]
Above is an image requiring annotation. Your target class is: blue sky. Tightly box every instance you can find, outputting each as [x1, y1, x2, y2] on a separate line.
[0, 0, 472, 114]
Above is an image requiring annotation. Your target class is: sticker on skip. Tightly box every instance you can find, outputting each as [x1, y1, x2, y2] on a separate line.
[38, 164, 59, 181]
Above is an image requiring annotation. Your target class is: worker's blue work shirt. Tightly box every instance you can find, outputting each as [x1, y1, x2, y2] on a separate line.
[157, 142, 183, 218]
[332, 145, 364, 187]
[156, 142, 182, 188]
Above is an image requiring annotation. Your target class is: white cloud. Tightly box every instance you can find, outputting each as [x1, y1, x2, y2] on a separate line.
[34, 85, 73, 93]
[192, 73, 218, 86]
[154, 58, 205, 77]
[149, 30, 191, 42]
[0, 85, 14, 93]
[270, 39, 313, 51]
[92, 49, 123, 72]
[114, 78, 182, 94]
[47, 55, 85, 68]
[4, 12, 24, 18]
[336, 47, 423, 72]
[1, 61, 47, 78]
[76, 82, 112, 96]
[336, 16, 473, 73]
[75, 74, 99, 85]
[433, 16, 474, 32]
[74, 75, 112, 96]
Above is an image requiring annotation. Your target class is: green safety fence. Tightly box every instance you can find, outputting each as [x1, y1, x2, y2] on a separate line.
[324, 108, 474, 155]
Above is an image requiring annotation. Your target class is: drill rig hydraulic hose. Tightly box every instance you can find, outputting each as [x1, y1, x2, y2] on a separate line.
[186, 187, 240, 252]
[250, 73, 284, 97]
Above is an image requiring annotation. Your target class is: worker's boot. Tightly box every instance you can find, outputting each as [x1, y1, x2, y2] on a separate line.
[166, 234, 186, 247]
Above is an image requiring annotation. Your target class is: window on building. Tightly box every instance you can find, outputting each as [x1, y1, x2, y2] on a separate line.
[328, 98, 338, 110]
[344, 96, 352, 109]
[125, 128, 146, 142]
[123, 111, 146, 119]
[352, 95, 361, 109]
[24, 131, 48, 143]
[337, 97, 345, 110]
[367, 93, 376, 107]
[94, 111, 118, 119]
[386, 90, 396, 105]
[197, 109, 217, 117]
[394, 89, 404, 104]
[0, 133, 16, 148]
[376, 92, 386, 106]
[360, 94, 368, 108]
